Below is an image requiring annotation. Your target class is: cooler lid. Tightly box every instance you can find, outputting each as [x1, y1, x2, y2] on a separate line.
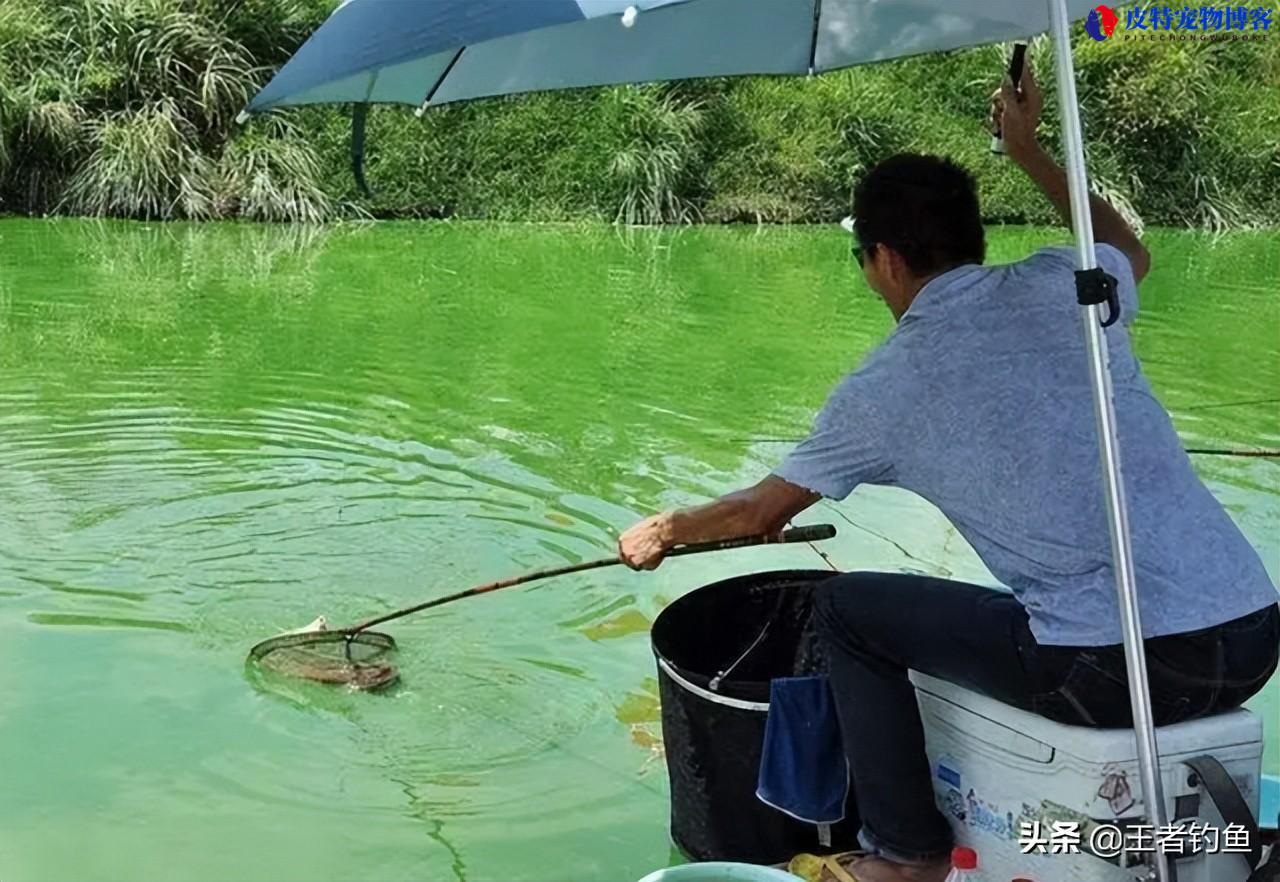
[911, 672, 1263, 764]
[914, 675, 1055, 764]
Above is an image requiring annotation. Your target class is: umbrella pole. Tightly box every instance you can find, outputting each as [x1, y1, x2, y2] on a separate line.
[1046, 3, 1171, 881]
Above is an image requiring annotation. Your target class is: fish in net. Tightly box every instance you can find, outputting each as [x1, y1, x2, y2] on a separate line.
[248, 618, 400, 690]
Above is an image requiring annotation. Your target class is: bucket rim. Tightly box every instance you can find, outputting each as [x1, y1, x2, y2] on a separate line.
[651, 569, 837, 635]
[656, 656, 771, 712]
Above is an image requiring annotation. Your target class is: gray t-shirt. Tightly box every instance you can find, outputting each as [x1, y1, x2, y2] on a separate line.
[775, 244, 1278, 646]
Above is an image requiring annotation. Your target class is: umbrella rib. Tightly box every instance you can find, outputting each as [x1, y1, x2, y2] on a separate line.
[807, 0, 822, 75]
[419, 46, 467, 113]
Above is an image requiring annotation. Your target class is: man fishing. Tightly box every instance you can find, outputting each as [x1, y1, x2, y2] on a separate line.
[618, 67, 1280, 882]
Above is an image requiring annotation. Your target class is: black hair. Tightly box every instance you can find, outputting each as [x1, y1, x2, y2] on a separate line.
[852, 154, 986, 276]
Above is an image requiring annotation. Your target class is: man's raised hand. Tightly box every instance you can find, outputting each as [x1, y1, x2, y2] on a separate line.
[993, 66, 1044, 165]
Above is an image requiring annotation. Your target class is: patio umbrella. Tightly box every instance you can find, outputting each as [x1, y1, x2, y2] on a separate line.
[239, 2, 1173, 879]
[241, 0, 1105, 112]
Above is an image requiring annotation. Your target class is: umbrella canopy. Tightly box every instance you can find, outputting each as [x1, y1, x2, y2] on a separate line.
[244, 0, 1104, 114]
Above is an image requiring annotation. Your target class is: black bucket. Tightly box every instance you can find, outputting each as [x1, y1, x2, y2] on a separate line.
[650, 569, 860, 865]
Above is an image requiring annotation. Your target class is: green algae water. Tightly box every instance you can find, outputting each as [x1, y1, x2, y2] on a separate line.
[0, 219, 1276, 882]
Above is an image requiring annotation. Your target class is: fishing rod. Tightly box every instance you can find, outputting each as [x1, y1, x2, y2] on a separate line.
[1182, 396, 1280, 412]
[731, 439, 1280, 459]
[1184, 448, 1280, 459]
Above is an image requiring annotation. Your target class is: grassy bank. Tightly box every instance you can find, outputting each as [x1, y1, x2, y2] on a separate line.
[2, 0, 1277, 228]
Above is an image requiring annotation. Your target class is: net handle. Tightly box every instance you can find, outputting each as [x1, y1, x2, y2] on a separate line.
[345, 524, 836, 635]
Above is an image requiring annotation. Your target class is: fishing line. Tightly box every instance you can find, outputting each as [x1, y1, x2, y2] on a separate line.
[709, 588, 786, 692]
[711, 526, 841, 692]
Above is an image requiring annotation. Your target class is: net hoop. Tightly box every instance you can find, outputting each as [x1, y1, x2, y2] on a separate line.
[247, 629, 400, 691]
[248, 629, 397, 660]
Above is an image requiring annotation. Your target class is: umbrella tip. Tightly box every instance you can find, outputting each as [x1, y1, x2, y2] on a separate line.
[621, 5, 638, 27]
[235, 110, 251, 125]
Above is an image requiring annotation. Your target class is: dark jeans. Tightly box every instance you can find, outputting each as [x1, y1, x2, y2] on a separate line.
[813, 572, 1280, 865]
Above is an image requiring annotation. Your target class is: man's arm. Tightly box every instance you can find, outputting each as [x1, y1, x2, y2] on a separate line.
[996, 68, 1151, 283]
[617, 476, 819, 570]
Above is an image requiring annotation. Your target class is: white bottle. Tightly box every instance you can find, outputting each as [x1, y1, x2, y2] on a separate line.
[944, 846, 978, 881]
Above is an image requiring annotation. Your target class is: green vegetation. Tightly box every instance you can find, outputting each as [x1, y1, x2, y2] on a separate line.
[2, 0, 1277, 228]
[0, 0, 331, 221]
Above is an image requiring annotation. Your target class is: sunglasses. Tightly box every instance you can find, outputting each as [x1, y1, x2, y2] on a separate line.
[852, 242, 878, 267]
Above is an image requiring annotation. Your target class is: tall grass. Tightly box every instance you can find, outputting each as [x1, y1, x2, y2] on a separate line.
[607, 87, 704, 225]
[67, 100, 214, 219]
[0, 0, 333, 220]
[220, 117, 334, 223]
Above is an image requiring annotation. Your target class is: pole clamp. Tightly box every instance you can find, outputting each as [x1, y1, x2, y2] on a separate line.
[1075, 267, 1121, 328]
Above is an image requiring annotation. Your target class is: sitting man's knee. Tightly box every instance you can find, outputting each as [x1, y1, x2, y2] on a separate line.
[812, 579, 839, 633]
[814, 568, 896, 637]
[812, 572, 874, 637]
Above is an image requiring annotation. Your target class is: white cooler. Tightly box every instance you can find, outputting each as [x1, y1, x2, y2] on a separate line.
[911, 672, 1266, 882]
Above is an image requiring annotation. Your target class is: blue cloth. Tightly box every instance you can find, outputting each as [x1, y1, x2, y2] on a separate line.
[756, 676, 848, 826]
[773, 244, 1279, 646]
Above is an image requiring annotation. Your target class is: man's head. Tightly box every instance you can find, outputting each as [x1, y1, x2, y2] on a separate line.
[851, 154, 985, 318]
